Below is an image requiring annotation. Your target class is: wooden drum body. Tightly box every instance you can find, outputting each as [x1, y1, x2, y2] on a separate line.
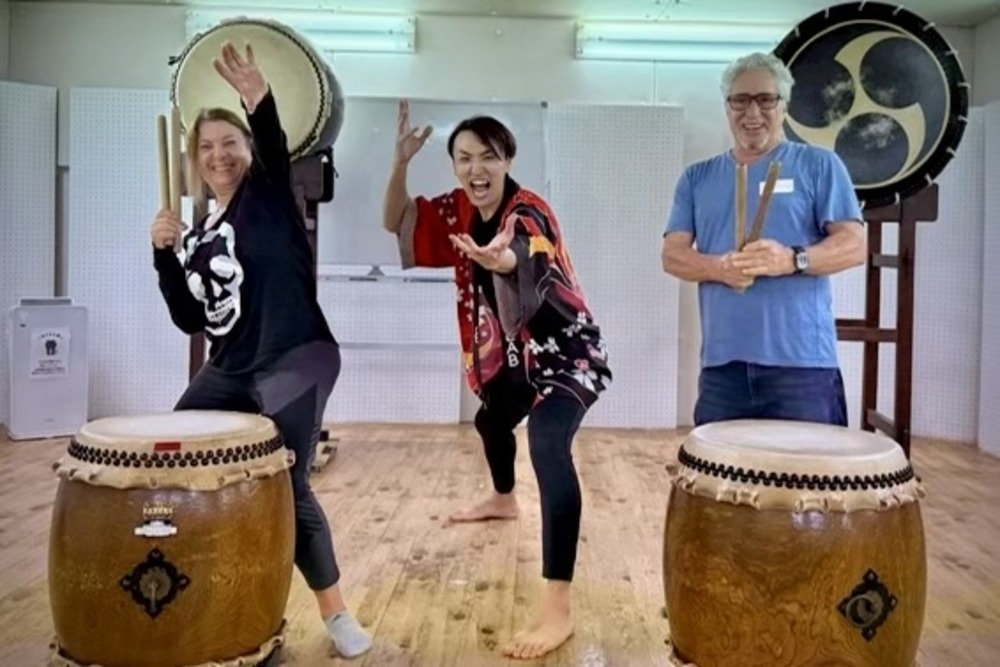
[48, 411, 295, 667]
[663, 420, 926, 667]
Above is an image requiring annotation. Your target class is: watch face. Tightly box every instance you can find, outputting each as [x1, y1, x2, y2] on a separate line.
[795, 251, 809, 270]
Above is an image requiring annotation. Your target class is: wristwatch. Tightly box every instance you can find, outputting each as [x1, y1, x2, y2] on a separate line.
[791, 245, 809, 274]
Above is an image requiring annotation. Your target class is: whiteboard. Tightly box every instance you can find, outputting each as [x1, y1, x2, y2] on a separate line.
[316, 96, 547, 266]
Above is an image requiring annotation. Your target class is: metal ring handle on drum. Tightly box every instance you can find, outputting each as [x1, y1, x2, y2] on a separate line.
[169, 17, 333, 159]
[771, 1, 969, 210]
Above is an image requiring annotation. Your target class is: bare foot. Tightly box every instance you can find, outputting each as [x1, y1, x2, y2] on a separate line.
[447, 492, 519, 522]
[502, 581, 574, 660]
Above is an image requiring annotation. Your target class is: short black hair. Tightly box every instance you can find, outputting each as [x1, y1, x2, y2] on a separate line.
[447, 116, 517, 160]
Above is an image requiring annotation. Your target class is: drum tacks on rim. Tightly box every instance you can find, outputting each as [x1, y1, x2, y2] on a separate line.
[170, 16, 346, 160]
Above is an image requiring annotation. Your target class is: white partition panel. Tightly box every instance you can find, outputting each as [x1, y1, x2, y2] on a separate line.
[546, 104, 684, 428]
[833, 110, 985, 443]
[980, 102, 1000, 456]
[0, 82, 57, 430]
[317, 265, 461, 424]
[68, 88, 190, 418]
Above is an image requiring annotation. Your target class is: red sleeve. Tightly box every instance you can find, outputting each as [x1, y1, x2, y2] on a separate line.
[397, 188, 471, 268]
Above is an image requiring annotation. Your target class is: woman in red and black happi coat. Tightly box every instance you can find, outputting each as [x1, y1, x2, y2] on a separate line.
[383, 101, 612, 661]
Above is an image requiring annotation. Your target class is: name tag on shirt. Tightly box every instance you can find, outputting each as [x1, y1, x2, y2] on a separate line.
[761, 178, 795, 194]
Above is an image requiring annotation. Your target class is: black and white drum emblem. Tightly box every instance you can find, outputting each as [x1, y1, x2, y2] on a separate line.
[773, 2, 969, 209]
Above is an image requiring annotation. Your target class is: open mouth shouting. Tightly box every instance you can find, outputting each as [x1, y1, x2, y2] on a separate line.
[469, 178, 492, 201]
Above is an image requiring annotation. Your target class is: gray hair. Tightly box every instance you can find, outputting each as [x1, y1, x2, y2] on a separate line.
[720, 52, 795, 101]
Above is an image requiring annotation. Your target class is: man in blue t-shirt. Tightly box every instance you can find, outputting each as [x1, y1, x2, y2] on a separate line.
[662, 52, 867, 427]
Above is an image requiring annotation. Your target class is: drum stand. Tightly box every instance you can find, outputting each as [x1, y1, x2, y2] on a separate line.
[835, 184, 939, 457]
[187, 148, 340, 473]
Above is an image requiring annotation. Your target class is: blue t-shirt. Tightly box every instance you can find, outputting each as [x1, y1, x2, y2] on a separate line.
[664, 140, 863, 369]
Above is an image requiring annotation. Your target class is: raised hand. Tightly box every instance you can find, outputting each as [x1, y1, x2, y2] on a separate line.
[450, 212, 519, 273]
[150, 209, 188, 251]
[213, 41, 268, 112]
[395, 99, 432, 166]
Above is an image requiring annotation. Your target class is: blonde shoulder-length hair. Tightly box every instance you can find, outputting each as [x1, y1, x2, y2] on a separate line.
[185, 107, 253, 210]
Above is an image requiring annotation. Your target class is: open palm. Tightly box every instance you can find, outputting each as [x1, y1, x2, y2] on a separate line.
[450, 212, 518, 273]
[395, 99, 432, 165]
[213, 41, 268, 110]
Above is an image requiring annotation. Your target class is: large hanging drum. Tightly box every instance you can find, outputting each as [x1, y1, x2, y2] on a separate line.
[663, 419, 926, 667]
[772, 1, 969, 209]
[48, 410, 295, 667]
[171, 17, 346, 159]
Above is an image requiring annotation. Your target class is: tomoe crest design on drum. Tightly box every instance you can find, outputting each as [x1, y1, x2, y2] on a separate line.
[837, 568, 898, 641]
[773, 2, 968, 209]
[120, 549, 191, 619]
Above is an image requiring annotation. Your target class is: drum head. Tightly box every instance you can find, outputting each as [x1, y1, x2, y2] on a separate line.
[773, 1, 968, 209]
[76, 410, 276, 451]
[675, 419, 920, 511]
[684, 419, 907, 475]
[59, 410, 289, 490]
[171, 17, 341, 159]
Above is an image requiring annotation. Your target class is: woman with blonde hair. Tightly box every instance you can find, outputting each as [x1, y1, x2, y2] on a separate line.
[149, 41, 371, 660]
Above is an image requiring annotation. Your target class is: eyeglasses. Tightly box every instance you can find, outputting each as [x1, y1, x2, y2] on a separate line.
[726, 93, 782, 111]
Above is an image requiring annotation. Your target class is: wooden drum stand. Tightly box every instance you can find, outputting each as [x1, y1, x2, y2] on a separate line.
[835, 185, 939, 458]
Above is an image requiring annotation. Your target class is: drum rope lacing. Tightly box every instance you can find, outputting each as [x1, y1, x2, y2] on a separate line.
[677, 446, 918, 491]
[66, 434, 285, 469]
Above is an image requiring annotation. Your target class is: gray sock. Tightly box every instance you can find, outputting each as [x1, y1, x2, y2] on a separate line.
[325, 611, 373, 658]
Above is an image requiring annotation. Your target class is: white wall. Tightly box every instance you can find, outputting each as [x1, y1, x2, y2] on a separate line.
[3, 2, 995, 444]
[973, 16, 1000, 105]
[980, 101, 1000, 457]
[0, 0, 9, 78]
[8, 1, 188, 165]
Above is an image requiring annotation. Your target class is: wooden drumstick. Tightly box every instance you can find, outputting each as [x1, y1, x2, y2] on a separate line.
[157, 114, 170, 210]
[735, 163, 747, 250]
[743, 161, 781, 249]
[169, 107, 184, 250]
[734, 161, 780, 293]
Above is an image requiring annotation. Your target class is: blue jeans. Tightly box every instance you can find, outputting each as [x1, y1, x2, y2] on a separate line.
[694, 361, 848, 427]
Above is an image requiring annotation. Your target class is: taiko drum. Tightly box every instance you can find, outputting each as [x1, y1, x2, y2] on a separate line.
[663, 419, 926, 667]
[48, 410, 295, 667]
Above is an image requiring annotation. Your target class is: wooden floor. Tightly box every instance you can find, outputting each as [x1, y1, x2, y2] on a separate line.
[1, 423, 998, 666]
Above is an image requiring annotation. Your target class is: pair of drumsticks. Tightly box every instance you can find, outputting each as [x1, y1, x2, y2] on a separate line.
[734, 160, 781, 292]
[157, 108, 184, 252]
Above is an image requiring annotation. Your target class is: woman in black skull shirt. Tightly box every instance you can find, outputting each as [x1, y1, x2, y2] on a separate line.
[148, 41, 371, 659]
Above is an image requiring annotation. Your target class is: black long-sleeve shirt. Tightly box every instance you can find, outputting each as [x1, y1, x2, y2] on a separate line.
[153, 90, 335, 375]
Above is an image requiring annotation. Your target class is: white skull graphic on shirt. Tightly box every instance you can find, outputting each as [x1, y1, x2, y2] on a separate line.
[180, 221, 244, 336]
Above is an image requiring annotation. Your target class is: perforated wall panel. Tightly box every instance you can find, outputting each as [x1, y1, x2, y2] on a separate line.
[316, 266, 461, 423]
[980, 103, 1000, 456]
[67, 88, 190, 418]
[545, 104, 684, 428]
[834, 110, 984, 443]
[912, 110, 984, 442]
[0, 82, 57, 430]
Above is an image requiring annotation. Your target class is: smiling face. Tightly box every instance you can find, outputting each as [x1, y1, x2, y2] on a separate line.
[451, 130, 512, 219]
[194, 118, 252, 200]
[726, 68, 787, 160]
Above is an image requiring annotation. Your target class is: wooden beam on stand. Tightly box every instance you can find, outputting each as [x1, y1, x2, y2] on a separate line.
[835, 184, 938, 458]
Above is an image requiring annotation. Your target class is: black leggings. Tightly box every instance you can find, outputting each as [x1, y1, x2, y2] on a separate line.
[477, 380, 588, 581]
[174, 340, 341, 591]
